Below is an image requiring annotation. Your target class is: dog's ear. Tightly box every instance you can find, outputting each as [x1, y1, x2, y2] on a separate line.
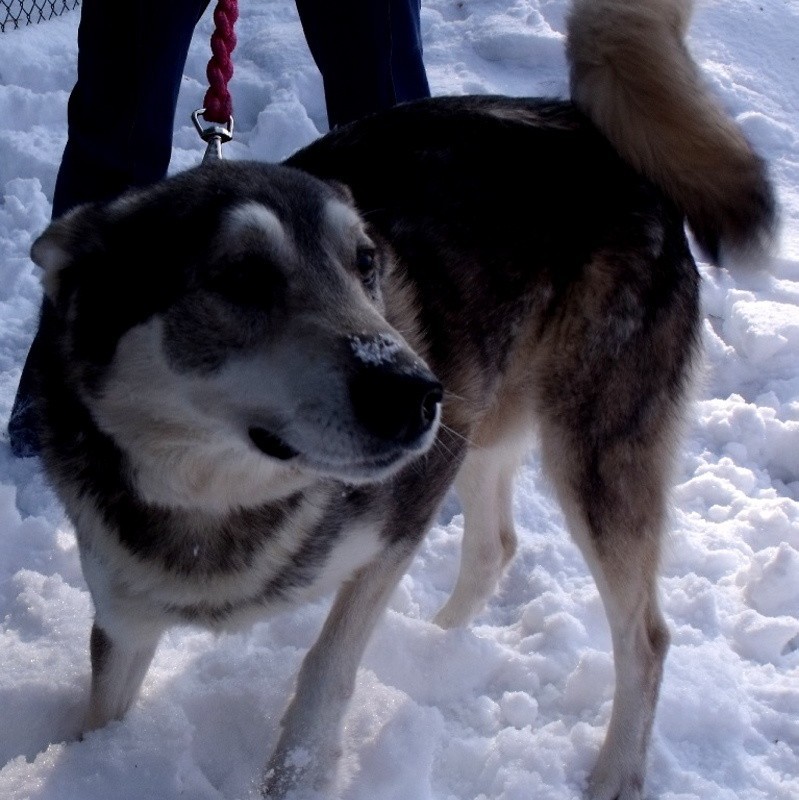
[31, 204, 103, 306]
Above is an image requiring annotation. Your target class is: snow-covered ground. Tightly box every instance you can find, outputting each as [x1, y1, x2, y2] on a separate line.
[1, 1, 797, 798]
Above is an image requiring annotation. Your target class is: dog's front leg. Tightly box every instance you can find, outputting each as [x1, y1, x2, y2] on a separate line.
[260, 544, 416, 798]
[83, 620, 162, 732]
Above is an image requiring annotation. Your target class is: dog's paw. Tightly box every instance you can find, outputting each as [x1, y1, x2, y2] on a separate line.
[260, 743, 340, 799]
[432, 604, 467, 629]
[260, 771, 328, 800]
[432, 594, 481, 629]
[260, 756, 306, 799]
[587, 762, 645, 800]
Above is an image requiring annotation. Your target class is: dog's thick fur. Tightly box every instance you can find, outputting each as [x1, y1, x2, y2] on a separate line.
[28, 1, 774, 797]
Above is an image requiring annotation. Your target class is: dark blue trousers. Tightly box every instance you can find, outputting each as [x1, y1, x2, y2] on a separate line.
[296, 0, 429, 129]
[9, 0, 430, 456]
[52, 0, 213, 217]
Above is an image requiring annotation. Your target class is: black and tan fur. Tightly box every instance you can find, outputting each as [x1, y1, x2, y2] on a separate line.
[27, 0, 775, 797]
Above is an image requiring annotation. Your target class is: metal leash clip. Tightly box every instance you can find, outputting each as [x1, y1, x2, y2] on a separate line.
[192, 109, 234, 163]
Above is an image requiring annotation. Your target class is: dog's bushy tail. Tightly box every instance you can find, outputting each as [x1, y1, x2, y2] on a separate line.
[567, 0, 776, 264]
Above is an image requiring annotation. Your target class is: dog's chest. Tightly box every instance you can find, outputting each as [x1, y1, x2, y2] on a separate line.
[80, 484, 386, 629]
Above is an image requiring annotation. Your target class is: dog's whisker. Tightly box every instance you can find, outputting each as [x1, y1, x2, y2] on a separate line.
[430, 432, 466, 461]
[437, 422, 475, 449]
[441, 390, 471, 406]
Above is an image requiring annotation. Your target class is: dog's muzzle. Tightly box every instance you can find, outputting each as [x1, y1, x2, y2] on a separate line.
[246, 361, 443, 473]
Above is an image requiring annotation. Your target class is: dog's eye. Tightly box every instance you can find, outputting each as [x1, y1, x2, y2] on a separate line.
[355, 246, 377, 285]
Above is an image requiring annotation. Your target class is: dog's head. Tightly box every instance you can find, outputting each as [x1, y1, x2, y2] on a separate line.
[33, 161, 442, 511]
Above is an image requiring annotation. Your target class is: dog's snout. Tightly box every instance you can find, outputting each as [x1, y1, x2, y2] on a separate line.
[350, 364, 442, 444]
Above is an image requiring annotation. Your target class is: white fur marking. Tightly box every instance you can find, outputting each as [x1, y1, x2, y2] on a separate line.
[225, 201, 287, 245]
[323, 197, 364, 235]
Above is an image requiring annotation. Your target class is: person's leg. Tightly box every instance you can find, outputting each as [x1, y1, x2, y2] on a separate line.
[388, 0, 430, 104]
[295, 0, 429, 129]
[296, 0, 392, 129]
[53, 0, 212, 217]
[9, 0, 210, 457]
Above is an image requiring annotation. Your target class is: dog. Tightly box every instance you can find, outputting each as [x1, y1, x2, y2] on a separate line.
[27, 0, 774, 797]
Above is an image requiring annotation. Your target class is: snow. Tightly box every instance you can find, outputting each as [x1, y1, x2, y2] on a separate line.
[349, 334, 404, 367]
[1, 0, 797, 798]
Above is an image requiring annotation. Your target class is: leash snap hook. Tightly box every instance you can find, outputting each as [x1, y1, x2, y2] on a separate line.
[192, 109, 234, 163]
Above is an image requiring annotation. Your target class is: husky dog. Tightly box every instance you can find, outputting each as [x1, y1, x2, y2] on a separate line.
[28, 0, 774, 797]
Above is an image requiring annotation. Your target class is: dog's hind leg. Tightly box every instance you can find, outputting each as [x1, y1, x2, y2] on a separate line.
[539, 418, 673, 800]
[433, 443, 523, 629]
[83, 621, 162, 732]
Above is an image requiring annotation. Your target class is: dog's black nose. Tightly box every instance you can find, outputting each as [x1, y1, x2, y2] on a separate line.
[350, 364, 443, 444]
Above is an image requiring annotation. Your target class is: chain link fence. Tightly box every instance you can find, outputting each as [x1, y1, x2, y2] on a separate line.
[1, 0, 80, 33]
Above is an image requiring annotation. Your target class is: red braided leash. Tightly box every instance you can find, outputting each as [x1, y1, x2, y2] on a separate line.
[193, 0, 238, 160]
[202, 0, 239, 124]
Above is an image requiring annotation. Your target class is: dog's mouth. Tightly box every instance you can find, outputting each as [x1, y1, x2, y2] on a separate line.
[247, 424, 429, 482]
[248, 427, 300, 461]
[300, 447, 422, 485]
